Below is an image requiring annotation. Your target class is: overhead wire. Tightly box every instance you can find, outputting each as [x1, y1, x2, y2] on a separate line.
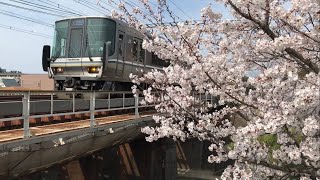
[115, 0, 191, 26]
[0, 0, 107, 40]
[125, 0, 154, 16]
[98, 0, 154, 25]
[0, 0, 195, 39]
[0, 23, 53, 38]
[8, 0, 81, 17]
[97, 3, 112, 14]
[0, 9, 54, 28]
[0, 1, 65, 17]
[73, 0, 107, 15]
[37, 0, 86, 16]
[98, 0, 121, 13]
[168, 0, 193, 19]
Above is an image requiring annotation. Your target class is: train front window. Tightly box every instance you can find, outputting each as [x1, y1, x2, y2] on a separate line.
[68, 19, 84, 58]
[69, 28, 83, 58]
[85, 18, 116, 57]
[52, 20, 69, 58]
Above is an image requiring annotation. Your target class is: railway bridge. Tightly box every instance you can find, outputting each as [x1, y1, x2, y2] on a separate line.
[0, 90, 218, 180]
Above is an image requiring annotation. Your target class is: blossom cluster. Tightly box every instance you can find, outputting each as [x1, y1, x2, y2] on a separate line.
[109, 0, 320, 179]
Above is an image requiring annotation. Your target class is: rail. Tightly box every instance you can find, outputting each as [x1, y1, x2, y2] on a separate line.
[0, 90, 153, 138]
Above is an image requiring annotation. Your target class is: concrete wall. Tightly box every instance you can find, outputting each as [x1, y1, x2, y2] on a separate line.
[20, 74, 53, 90]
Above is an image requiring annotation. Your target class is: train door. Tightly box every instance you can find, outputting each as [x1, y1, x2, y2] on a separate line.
[116, 31, 125, 77]
[132, 38, 139, 74]
[68, 28, 84, 75]
[125, 35, 134, 79]
[68, 19, 85, 75]
[68, 29, 83, 58]
[137, 39, 145, 74]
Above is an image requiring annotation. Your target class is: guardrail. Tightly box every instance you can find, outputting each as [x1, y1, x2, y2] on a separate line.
[0, 90, 152, 138]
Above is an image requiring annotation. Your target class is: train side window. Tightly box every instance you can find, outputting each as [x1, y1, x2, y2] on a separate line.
[132, 39, 138, 61]
[126, 35, 133, 61]
[118, 34, 124, 57]
[139, 41, 145, 63]
[152, 53, 158, 65]
[152, 53, 170, 67]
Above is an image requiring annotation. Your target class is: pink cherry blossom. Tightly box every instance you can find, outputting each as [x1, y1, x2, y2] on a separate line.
[110, 0, 320, 178]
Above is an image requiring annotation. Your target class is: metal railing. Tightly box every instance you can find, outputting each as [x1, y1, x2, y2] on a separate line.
[0, 90, 217, 139]
[0, 90, 152, 138]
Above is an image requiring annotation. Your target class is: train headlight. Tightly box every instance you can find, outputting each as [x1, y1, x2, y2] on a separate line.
[55, 67, 64, 73]
[87, 67, 99, 73]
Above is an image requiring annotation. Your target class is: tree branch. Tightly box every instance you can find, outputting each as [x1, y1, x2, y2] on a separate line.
[227, 0, 319, 74]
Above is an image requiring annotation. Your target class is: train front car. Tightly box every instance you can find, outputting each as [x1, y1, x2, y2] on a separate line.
[42, 17, 116, 91]
[42, 16, 169, 97]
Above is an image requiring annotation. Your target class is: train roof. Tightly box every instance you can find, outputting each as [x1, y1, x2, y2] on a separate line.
[55, 16, 151, 39]
[56, 16, 112, 20]
[56, 16, 126, 25]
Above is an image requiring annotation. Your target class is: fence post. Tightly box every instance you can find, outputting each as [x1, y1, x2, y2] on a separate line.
[135, 94, 139, 118]
[72, 93, 75, 113]
[123, 93, 125, 108]
[50, 93, 53, 115]
[90, 91, 96, 127]
[22, 91, 31, 138]
[108, 92, 110, 109]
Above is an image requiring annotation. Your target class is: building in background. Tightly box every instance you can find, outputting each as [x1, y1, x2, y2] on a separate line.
[0, 68, 53, 90]
[0, 77, 19, 88]
[20, 74, 54, 90]
[0, 71, 21, 88]
[0, 73, 53, 90]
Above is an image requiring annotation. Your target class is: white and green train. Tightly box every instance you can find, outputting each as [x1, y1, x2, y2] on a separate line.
[42, 16, 168, 92]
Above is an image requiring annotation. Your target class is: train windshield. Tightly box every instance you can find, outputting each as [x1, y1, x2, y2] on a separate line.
[52, 20, 69, 58]
[85, 18, 116, 57]
[52, 18, 116, 59]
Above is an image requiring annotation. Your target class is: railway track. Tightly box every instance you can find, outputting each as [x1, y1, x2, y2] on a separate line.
[0, 107, 154, 131]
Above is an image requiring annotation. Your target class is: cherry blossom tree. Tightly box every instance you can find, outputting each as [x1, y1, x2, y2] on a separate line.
[106, 0, 320, 179]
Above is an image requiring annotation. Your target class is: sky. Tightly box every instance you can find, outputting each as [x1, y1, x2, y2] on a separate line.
[0, 0, 229, 73]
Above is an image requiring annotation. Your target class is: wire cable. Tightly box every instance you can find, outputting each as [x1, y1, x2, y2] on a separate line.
[37, 0, 85, 16]
[9, 0, 79, 16]
[168, 0, 192, 19]
[0, 23, 53, 39]
[73, 0, 106, 15]
[0, 1, 64, 17]
[0, 9, 54, 28]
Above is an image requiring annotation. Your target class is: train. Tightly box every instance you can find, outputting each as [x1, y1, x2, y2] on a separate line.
[42, 16, 168, 93]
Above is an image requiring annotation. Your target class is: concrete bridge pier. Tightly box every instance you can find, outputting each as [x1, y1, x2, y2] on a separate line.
[124, 138, 177, 180]
[76, 138, 177, 180]
[149, 138, 177, 180]
[16, 138, 177, 180]
[178, 139, 204, 170]
[76, 146, 122, 180]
